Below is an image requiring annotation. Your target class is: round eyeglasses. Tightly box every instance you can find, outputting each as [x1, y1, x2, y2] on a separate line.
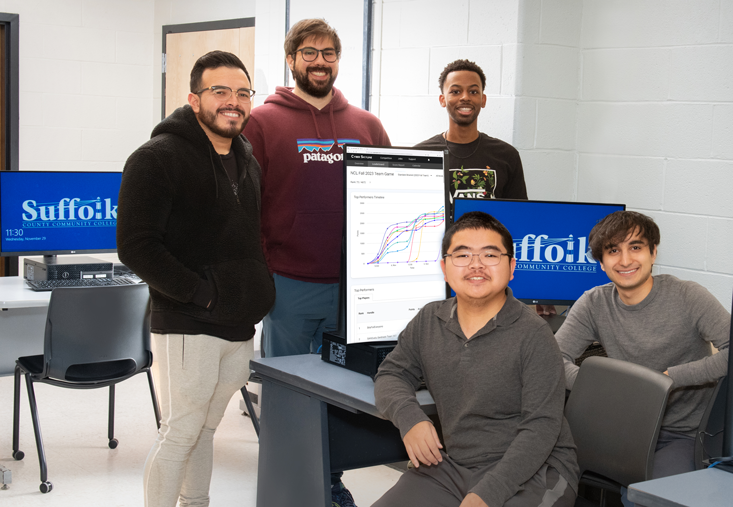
[294, 47, 339, 63]
[195, 86, 256, 102]
[443, 249, 512, 267]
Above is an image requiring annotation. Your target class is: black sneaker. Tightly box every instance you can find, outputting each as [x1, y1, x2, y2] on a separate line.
[331, 481, 357, 507]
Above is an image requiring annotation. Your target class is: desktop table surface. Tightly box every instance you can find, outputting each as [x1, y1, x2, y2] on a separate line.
[628, 468, 733, 507]
[250, 354, 435, 419]
[0, 276, 52, 308]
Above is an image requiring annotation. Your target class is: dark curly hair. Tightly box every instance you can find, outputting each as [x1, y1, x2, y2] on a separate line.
[589, 211, 660, 262]
[438, 59, 486, 92]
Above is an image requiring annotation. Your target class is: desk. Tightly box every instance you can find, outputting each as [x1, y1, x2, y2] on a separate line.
[628, 468, 733, 506]
[250, 355, 435, 507]
[0, 277, 51, 376]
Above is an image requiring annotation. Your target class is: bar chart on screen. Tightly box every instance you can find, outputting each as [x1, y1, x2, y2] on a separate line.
[349, 192, 444, 279]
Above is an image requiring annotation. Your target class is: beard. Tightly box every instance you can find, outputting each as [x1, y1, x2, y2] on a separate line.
[292, 65, 336, 98]
[198, 105, 249, 138]
[447, 105, 480, 126]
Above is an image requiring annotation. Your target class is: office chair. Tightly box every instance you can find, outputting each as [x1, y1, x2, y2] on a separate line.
[12, 284, 161, 493]
[564, 356, 674, 507]
[695, 378, 727, 469]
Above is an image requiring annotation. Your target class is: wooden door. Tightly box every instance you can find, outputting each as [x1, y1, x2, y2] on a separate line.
[164, 24, 255, 118]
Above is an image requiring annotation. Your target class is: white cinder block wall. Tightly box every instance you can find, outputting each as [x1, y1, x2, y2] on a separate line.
[2, 0, 156, 173]
[575, 0, 733, 307]
[373, 0, 522, 147]
[513, 0, 582, 202]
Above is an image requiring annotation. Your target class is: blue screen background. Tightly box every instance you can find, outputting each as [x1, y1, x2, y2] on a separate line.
[453, 199, 625, 303]
[1, 171, 121, 255]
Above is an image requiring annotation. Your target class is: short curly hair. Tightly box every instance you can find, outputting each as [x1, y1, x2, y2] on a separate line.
[438, 59, 486, 92]
[588, 211, 660, 262]
[284, 18, 341, 58]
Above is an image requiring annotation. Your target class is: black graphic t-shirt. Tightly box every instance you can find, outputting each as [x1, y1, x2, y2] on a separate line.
[415, 133, 528, 202]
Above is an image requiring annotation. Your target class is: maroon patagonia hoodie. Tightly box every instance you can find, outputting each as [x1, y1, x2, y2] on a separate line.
[243, 86, 391, 284]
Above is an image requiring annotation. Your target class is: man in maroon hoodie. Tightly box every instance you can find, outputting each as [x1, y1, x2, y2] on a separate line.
[243, 18, 390, 506]
[244, 19, 389, 359]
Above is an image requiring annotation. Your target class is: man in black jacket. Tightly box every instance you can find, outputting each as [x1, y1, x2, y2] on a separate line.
[117, 51, 274, 507]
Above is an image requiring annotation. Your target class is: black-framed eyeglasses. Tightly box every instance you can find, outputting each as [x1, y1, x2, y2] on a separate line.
[195, 85, 256, 102]
[443, 249, 512, 267]
[294, 47, 339, 63]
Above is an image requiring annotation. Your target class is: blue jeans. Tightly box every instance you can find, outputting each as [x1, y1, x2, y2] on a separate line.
[261, 274, 339, 357]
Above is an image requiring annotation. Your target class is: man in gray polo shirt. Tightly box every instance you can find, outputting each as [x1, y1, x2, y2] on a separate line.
[555, 210, 730, 479]
[374, 212, 578, 507]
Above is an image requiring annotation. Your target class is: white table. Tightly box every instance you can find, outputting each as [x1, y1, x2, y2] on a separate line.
[0, 277, 51, 376]
[628, 468, 733, 506]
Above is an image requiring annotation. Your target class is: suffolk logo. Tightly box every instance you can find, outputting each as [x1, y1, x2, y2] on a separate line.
[22, 197, 117, 227]
[514, 234, 598, 273]
[297, 138, 360, 164]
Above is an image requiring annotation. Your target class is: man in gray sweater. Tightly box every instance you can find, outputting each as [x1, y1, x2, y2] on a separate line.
[555, 210, 730, 478]
[374, 212, 579, 507]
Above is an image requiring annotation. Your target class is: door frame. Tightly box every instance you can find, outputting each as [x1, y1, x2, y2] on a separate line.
[161, 17, 256, 120]
[0, 12, 19, 276]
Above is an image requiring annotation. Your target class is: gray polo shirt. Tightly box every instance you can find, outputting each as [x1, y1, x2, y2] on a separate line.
[375, 290, 579, 507]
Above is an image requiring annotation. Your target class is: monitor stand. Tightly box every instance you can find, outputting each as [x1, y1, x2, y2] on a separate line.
[321, 331, 396, 380]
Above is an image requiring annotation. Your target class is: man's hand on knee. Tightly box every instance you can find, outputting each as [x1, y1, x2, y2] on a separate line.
[459, 493, 488, 507]
[403, 421, 443, 467]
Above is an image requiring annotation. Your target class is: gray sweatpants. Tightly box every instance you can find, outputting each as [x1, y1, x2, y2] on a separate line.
[143, 333, 252, 507]
[372, 452, 576, 507]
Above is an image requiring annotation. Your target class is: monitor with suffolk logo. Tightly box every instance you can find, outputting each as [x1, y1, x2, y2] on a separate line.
[0, 171, 121, 256]
[453, 198, 626, 305]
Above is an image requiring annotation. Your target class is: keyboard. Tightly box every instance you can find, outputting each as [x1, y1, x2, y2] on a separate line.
[26, 277, 141, 292]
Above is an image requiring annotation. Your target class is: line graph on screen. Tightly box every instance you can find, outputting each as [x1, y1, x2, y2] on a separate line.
[368, 207, 444, 264]
[350, 192, 445, 279]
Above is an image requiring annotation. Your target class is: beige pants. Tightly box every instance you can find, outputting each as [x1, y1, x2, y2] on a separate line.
[143, 333, 252, 507]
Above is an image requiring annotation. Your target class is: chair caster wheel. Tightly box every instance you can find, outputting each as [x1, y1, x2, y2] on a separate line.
[108, 438, 119, 449]
[13, 450, 24, 460]
[40, 481, 53, 493]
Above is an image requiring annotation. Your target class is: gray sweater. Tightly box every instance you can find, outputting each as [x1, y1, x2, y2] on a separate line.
[555, 274, 730, 436]
[374, 291, 579, 507]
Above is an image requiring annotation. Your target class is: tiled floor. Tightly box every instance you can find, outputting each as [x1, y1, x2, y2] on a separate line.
[0, 371, 403, 506]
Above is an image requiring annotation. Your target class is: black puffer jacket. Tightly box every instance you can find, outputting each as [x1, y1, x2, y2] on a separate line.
[117, 105, 275, 340]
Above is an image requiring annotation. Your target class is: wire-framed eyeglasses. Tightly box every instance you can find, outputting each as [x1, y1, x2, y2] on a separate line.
[443, 249, 512, 267]
[195, 85, 256, 102]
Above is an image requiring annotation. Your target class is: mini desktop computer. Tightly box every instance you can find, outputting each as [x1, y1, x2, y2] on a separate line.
[24, 256, 113, 281]
[321, 331, 397, 379]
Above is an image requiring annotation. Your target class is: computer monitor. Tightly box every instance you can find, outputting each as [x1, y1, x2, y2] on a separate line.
[0, 171, 121, 257]
[343, 145, 448, 345]
[453, 199, 625, 305]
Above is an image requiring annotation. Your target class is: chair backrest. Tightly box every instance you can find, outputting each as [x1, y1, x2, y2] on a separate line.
[695, 378, 727, 469]
[565, 356, 674, 487]
[43, 284, 151, 382]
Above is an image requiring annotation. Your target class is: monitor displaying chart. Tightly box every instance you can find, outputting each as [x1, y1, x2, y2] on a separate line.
[344, 145, 448, 344]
